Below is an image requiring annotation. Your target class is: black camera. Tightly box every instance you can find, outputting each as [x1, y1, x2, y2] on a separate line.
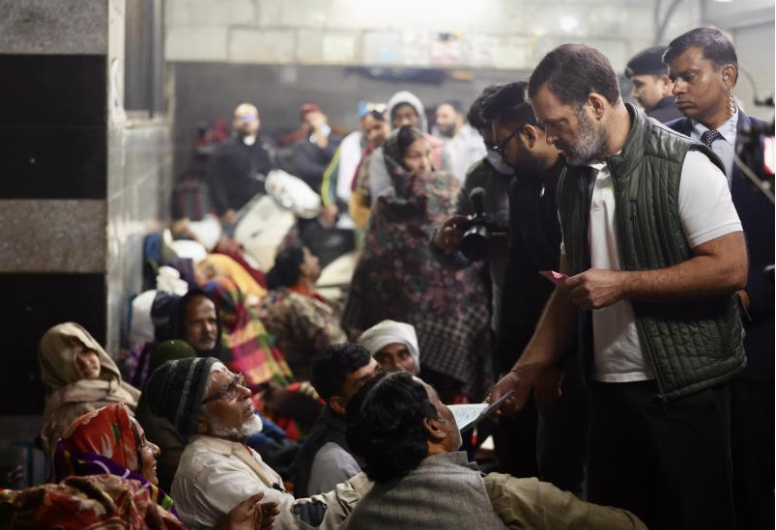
[456, 187, 499, 262]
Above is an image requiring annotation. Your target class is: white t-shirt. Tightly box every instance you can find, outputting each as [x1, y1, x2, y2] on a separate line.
[561, 149, 743, 382]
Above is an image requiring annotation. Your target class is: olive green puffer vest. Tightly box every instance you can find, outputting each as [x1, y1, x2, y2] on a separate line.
[557, 104, 746, 403]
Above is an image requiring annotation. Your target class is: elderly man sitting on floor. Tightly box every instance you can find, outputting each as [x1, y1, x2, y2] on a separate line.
[342, 371, 647, 530]
[144, 357, 371, 529]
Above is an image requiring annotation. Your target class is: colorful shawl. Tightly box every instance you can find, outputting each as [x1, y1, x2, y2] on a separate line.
[342, 136, 492, 398]
[204, 276, 294, 388]
[53, 403, 177, 517]
[0, 475, 185, 530]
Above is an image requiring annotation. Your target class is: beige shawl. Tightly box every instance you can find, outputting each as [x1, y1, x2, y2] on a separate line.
[38, 322, 140, 455]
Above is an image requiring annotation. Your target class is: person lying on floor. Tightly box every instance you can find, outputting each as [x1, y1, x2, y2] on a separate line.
[342, 371, 647, 530]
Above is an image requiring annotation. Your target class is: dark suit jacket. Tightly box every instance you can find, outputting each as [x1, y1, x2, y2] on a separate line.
[668, 111, 774, 381]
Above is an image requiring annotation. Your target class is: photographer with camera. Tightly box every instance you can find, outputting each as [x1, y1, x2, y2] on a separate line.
[481, 82, 588, 496]
[664, 27, 774, 529]
[432, 85, 513, 337]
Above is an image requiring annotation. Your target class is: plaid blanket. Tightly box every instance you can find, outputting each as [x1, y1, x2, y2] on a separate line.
[204, 276, 294, 388]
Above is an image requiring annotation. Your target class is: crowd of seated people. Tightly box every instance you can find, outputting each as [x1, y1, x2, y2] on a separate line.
[6, 26, 773, 530]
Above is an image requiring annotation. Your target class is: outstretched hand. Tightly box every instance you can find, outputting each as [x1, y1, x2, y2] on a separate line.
[485, 369, 534, 417]
[228, 492, 280, 530]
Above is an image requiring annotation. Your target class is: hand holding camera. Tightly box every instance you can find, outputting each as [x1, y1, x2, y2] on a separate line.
[434, 215, 467, 251]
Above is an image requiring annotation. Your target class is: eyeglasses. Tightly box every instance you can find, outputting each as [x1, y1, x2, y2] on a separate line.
[493, 127, 522, 154]
[202, 373, 247, 404]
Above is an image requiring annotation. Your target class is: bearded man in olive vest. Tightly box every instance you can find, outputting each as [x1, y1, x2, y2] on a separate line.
[490, 43, 747, 530]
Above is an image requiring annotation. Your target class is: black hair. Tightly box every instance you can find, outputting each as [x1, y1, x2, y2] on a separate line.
[466, 84, 504, 130]
[391, 102, 419, 121]
[481, 81, 541, 129]
[528, 43, 620, 107]
[345, 371, 440, 483]
[396, 125, 426, 159]
[663, 27, 738, 73]
[173, 288, 223, 357]
[310, 343, 372, 401]
[266, 245, 305, 289]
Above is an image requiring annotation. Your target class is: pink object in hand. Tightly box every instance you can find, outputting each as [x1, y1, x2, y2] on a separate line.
[539, 270, 569, 287]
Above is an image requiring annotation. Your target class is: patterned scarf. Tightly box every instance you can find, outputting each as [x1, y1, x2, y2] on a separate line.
[53, 404, 177, 516]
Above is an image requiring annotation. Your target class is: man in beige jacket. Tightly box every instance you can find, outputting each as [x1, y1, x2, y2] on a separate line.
[144, 357, 371, 529]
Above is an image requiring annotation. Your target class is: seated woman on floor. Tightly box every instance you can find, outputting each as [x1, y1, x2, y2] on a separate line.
[51, 402, 277, 530]
[38, 322, 141, 456]
[261, 245, 347, 382]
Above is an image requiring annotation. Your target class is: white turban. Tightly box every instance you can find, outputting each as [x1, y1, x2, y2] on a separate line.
[358, 320, 420, 368]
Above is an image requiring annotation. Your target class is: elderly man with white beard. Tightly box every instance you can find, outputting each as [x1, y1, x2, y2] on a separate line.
[144, 357, 371, 529]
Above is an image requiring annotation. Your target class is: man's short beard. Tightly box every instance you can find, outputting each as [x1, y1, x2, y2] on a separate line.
[563, 107, 608, 166]
[203, 410, 263, 442]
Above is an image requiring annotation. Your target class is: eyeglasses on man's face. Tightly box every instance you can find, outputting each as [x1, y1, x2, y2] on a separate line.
[493, 127, 522, 154]
[202, 372, 247, 404]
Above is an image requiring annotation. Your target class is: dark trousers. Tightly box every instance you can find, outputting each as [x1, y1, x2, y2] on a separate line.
[493, 354, 588, 496]
[588, 380, 736, 530]
[731, 378, 775, 530]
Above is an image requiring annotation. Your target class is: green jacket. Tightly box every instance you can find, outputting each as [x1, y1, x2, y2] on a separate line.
[557, 104, 746, 403]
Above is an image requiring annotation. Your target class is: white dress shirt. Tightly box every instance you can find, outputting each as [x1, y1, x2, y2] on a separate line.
[690, 108, 738, 181]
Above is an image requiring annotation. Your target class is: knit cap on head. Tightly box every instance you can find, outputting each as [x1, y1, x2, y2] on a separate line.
[144, 356, 217, 437]
[148, 339, 196, 375]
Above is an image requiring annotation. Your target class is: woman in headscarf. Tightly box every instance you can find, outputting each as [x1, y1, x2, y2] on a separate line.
[40, 403, 275, 530]
[349, 91, 445, 230]
[53, 403, 172, 512]
[38, 322, 141, 456]
[342, 126, 492, 401]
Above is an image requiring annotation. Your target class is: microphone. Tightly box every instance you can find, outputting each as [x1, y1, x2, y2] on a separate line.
[470, 187, 486, 217]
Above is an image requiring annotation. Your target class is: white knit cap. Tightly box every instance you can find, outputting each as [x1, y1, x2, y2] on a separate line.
[357, 320, 420, 368]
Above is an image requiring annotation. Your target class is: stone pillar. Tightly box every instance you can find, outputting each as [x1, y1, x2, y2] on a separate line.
[0, 0, 172, 417]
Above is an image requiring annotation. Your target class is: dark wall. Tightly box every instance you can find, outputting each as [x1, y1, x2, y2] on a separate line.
[0, 54, 108, 416]
[171, 62, 531, 177]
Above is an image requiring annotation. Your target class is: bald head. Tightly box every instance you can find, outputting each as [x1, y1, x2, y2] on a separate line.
[233, 103, 260, 138]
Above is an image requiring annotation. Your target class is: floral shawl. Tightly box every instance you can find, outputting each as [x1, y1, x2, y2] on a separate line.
[53, 404, 177, 517]
[342, 138, 492, 397]
[0, 475, 185, 530]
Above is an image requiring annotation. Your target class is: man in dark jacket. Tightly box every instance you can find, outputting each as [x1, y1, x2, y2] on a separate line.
[482, 82, 587, 497]
[625, 46, 683, 123]
[289, 343, 378, 497]
[490, 43, 747, 530]
[290, 104, 342, 192]
[664, 27, 775, 530]
[206, 103, 275, 226]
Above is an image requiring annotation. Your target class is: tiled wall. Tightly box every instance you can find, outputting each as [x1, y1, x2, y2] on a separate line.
[164, 0, 701, 72]
[106, 124, 173, 355]
[0, 0, 173, 417]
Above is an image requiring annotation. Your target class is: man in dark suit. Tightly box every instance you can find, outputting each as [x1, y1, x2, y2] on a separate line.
[664, 27, 774, 530]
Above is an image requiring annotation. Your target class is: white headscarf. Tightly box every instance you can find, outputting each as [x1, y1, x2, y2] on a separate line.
[357, 320, 420, 368]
